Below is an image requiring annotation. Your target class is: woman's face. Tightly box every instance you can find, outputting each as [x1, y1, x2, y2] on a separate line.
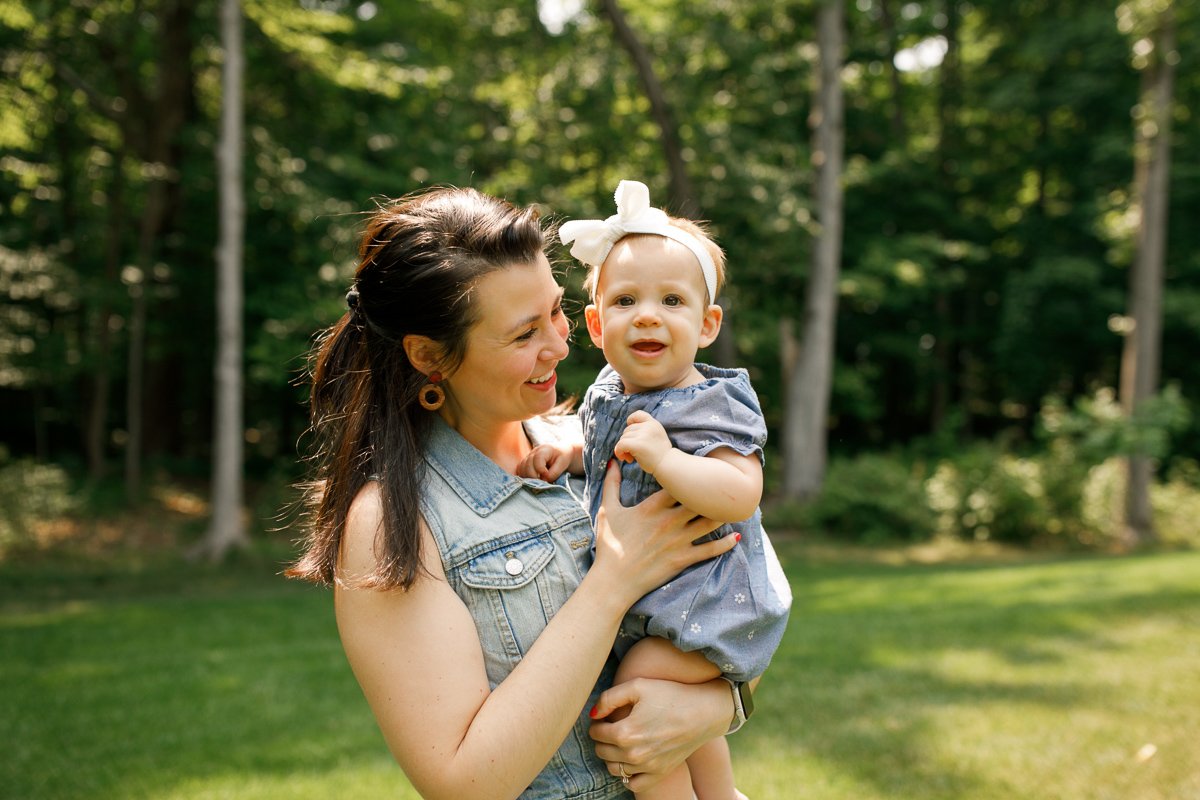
[443, 255, 570, 429]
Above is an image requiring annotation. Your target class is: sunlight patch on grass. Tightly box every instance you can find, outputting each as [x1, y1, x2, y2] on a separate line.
[4, 546, 1198, 800]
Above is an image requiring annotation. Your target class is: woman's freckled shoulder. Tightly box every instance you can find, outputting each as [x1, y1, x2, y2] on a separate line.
[341, 482, 386, 578]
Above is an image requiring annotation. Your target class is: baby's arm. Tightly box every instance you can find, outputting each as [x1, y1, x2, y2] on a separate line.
[516, 442, 584, 482]
[613, 410, 762, 523]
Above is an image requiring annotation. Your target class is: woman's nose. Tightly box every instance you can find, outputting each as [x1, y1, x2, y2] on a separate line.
[543, 323, 570, 360]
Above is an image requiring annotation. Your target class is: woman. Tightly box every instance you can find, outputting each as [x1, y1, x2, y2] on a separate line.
[288, 187, 742, 799]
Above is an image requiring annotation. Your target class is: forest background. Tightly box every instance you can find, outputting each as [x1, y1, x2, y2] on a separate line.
[1, 0, 1199, 557]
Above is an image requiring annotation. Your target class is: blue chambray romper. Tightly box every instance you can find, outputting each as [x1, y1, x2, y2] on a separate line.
[579, 364, 792, 683]
[419, 415, 632, 800]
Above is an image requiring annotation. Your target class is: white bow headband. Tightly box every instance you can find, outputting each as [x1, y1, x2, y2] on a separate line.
[559, 180, 718, 303]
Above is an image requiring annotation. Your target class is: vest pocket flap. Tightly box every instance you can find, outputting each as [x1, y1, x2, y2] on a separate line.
[460, 533, 556, 590]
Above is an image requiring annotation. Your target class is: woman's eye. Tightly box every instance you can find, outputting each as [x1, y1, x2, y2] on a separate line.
[516, 328, 537, 342]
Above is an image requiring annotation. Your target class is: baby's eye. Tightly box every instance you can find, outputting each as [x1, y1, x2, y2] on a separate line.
[615, 295, 635, 307]
[663, 295, 683, 307]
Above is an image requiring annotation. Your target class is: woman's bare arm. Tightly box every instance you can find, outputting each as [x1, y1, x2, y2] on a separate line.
[336, 465, 733, 800]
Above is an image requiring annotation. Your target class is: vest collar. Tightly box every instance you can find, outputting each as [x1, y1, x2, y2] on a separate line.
[423, 416, 526, 517]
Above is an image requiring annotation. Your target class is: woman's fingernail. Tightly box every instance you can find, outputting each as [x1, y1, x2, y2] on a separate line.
[589, 705, 599, 718]
[734, 532, 742, 543]
[607, 458, 615, 470]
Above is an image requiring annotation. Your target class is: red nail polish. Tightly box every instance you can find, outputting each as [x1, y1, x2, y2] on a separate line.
[589, 705, 599, 718]
[734, 533, 742, 543]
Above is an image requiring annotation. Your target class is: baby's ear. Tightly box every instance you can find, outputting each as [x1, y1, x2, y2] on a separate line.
[584, 305, 604, 348]
[698, 303, 723, 347]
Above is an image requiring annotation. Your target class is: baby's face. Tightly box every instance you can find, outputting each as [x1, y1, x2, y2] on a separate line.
[584, 235, 721, 394]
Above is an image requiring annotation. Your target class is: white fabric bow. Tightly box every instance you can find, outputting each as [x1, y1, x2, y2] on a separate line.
[560, 180, 718, 303]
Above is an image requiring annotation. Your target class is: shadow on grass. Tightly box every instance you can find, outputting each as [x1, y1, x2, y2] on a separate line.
[0, 547, 417, 800]
[735, 544, 1200, 799]
[3, 542, 1198, 799]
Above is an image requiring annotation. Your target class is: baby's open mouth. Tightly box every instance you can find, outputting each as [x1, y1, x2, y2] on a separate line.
[632, 341, 666, 354]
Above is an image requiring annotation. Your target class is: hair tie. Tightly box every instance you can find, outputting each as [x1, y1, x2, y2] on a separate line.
[345, 288, 361, 313]
[559, 180, 717, 303]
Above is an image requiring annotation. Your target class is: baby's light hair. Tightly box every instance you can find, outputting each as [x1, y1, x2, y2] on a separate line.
[583, 215, 727, 303]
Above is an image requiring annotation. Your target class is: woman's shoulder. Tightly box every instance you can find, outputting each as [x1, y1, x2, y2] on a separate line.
[338, 481, 386, 583]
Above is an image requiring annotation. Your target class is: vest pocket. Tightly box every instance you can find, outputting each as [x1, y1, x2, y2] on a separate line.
[459, 531, 556, 590]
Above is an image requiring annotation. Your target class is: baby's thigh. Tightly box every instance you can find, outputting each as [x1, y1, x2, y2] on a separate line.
[615, 636, 722, 685]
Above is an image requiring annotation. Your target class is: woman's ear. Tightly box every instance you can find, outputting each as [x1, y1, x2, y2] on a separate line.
[584, 305, 604, 348]
[698, 303, 724, 348]
[402, 334, 444, 376]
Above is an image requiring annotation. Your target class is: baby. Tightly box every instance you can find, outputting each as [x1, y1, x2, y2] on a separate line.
[520, 181, 791, 800]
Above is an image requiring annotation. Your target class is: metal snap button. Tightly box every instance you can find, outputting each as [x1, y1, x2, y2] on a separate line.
[505, 558, 524, 576]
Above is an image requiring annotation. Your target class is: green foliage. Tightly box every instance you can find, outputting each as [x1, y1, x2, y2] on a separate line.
[1031, 384, 1192, 543]
[0, 447, 76, 552]
[1, 0, 1199, 524]
[925, 444, 1054, 544]
[766, 453, 937, 543]
[1039, 383, 1192, 462]
[775, 385, 1196, 547]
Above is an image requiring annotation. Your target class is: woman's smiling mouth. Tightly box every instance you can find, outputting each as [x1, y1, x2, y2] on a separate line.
[526, 370, 557, 390]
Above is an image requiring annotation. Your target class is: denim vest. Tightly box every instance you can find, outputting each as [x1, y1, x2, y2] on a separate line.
[419, 415, 632, 800]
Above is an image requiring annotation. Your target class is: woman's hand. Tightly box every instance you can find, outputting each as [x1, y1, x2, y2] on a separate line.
[591, 459, 734, 604]
[588, 677, 734, 792]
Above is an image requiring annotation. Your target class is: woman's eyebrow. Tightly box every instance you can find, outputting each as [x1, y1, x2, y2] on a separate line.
[503, 313, 541, 337]
[502, 290, 565, 337]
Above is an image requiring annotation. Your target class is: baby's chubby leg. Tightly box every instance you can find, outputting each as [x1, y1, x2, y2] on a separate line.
[614, 638, 739, 800]
[615, 636, 721, 686]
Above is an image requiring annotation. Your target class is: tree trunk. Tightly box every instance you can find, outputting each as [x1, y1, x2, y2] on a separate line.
[118, 0, 194, 503]
[877, 0, 906, 140]
[124, 273, 147, 502]
[597, 0, 696, 216]
[782, 0, 844, 501]
[193, 0, 249, 561]
[597, 0, 736, 366]
[932, 0, 961, 437]
[1119, 4, 1175, 546]
[86, 145, 126, 484]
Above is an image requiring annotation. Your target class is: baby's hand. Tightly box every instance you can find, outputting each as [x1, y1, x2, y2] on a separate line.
[613, 410, 673, 475]
[517, 444, 575, 482]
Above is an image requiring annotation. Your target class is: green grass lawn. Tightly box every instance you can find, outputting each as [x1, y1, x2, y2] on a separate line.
[2, 540, 1198, 799]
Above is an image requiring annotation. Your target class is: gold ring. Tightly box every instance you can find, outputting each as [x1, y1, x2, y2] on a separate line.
[618, 763, 630, 785]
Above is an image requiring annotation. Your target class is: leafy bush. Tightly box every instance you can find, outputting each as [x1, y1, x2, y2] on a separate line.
[1075, 457, 1200, 548]
[1036, 385, 1194, 545]
[924, 445, 1051, 544]
[766, 453, 937, 543]
[777, 385, 1199, 549]
[0, 448, 77, 552]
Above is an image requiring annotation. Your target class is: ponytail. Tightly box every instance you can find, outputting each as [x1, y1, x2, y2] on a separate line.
[287, 186, 547, 591]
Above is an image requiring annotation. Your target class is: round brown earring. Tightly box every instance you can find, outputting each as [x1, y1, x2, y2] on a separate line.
[419, 371, 446, 411]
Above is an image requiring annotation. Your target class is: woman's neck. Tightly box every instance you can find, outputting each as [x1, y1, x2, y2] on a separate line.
[441, 410, 531, 474]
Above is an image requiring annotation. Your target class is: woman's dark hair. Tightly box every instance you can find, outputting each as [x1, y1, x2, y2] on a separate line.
[287, 187, 547, 590]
